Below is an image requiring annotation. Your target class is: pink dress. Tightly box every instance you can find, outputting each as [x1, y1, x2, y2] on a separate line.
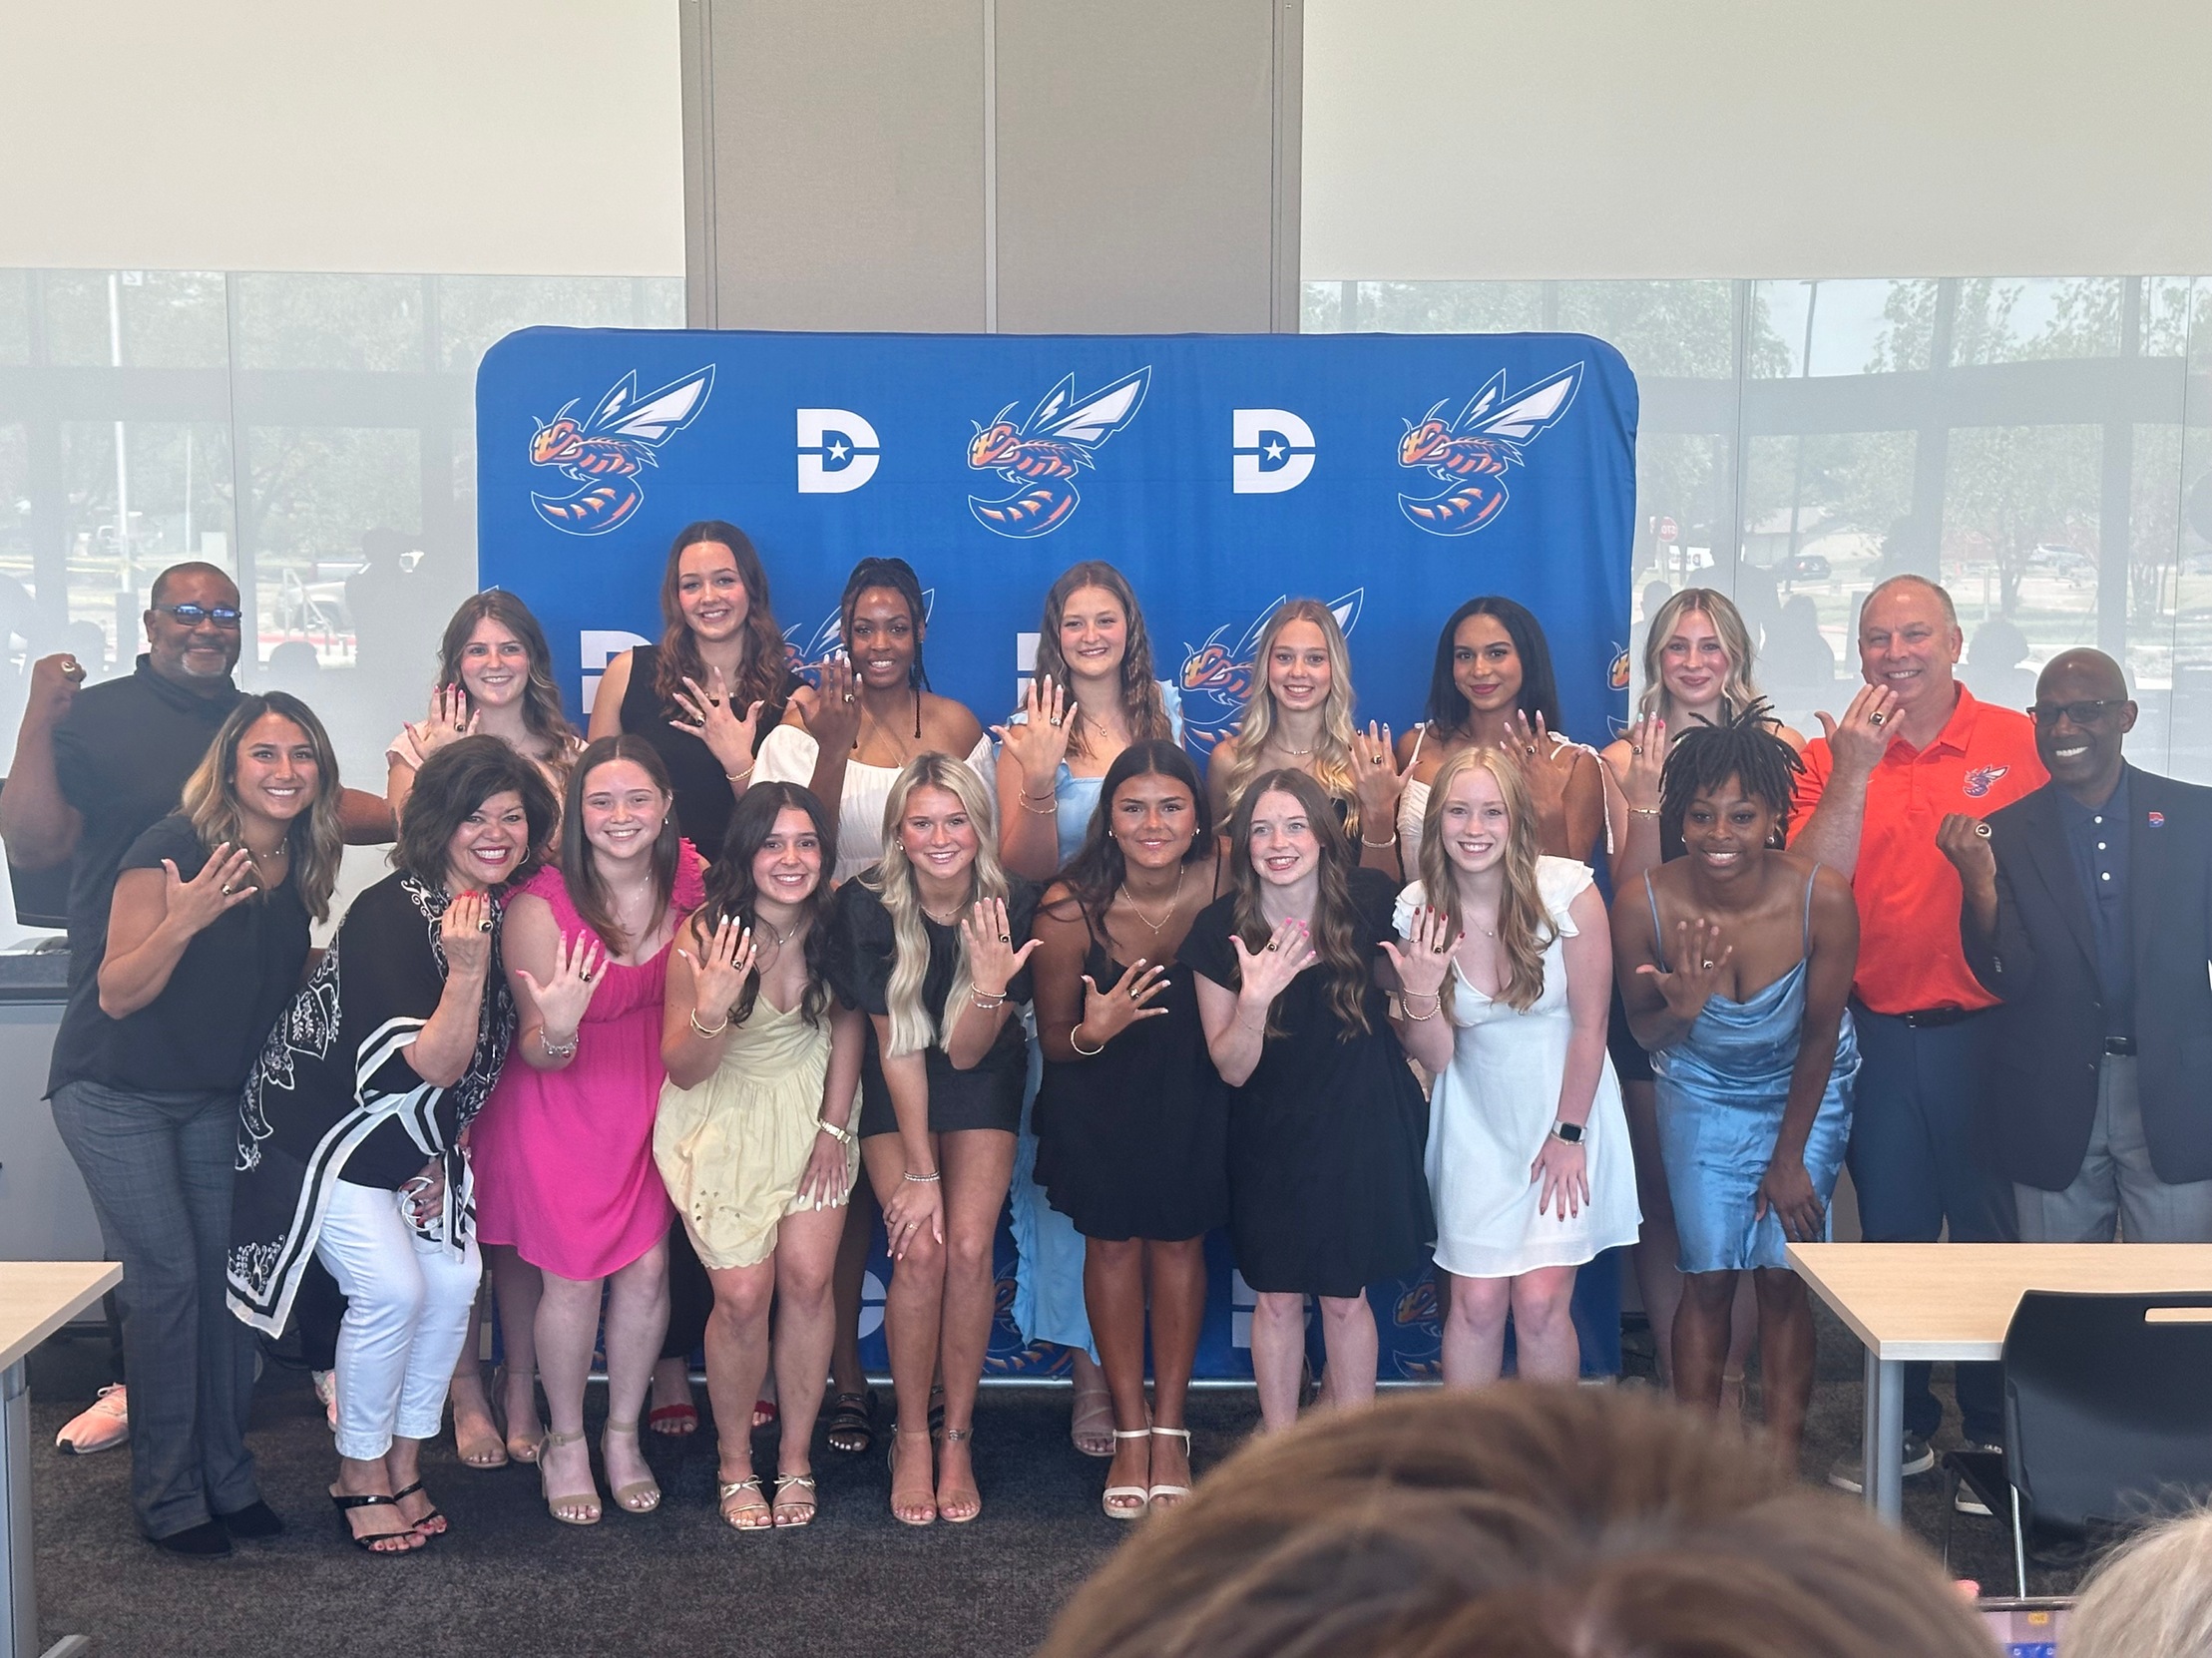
[472, 842, 707, 1280]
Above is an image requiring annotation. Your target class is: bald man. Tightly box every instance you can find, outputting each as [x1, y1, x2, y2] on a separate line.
[1942, 648, 2212, 1244]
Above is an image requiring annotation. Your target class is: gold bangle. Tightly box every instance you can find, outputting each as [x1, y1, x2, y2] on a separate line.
[816, 1117, 855, 1146]
[688, 1008, 730, 1038]
[724, 764, 754, 783]
[1070, 1026, 1106, 1056]
[1398, 991, 1441, 1023]
[1630, 806, 1661, 818]
[1018, 794, 1058, 816]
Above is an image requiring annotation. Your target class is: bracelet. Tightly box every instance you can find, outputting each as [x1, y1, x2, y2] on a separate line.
[816, 1117, 855, 1146]
[1018, 794, 1058, 816]
[723, 764, 754, 784]
[1360, 831, 1397, 848]
[688, 1008, 730, 1038]
[540, 1029, 580, 1059]
[1398, 991, 1441, 1023]
[1630, 807, 1661, 817]
[1070, 1026, 1106, 1056]
[971, 988, 1008, 1009]
[902, 1169, 941, 1184]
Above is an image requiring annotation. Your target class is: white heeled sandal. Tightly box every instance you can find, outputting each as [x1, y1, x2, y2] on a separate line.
[1147, 1426, 1193, 1507]
[1102, 1429, 1151, 1520]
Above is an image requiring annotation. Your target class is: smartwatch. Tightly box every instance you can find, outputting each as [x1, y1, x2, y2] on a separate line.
[1549, 1120, 1584, 1145]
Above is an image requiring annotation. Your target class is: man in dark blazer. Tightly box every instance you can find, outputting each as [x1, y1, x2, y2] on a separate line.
[1937, 647, 2212, 1240]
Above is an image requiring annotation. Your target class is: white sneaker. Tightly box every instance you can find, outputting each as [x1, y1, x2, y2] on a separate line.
[56, 1384, 129, 1454]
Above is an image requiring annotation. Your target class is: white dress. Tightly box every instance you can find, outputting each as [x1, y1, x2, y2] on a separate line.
[752, 724, 995, 884]
[1396, 858, 1640, 1278]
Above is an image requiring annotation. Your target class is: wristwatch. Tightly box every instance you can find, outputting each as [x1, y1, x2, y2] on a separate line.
[1549, 1120, 1584, 1145]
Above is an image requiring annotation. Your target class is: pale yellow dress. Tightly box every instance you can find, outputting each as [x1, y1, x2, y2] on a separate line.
[654, 996, 860, 1271]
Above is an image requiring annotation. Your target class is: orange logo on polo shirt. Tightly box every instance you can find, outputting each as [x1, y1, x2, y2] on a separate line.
[1963, 764, 2010, 798]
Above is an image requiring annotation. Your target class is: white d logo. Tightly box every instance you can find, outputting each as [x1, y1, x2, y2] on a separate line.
[797, 409, 881, 494]
[1231, 408, 1316, 494]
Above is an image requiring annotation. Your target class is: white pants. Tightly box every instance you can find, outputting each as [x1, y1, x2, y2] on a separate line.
[315, 1178, 481, 1460]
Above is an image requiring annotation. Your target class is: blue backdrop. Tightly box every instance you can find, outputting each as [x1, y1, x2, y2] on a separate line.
[477, 326, 1639, 1381]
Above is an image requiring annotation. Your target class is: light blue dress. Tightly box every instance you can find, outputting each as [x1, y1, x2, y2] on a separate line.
[1644, 868, 1858, 1273]
[1007, 682, 1183, 1360]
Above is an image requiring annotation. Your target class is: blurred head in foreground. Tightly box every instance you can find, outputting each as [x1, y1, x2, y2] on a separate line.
[2067, 1507, 2212, 1658]
[1040, 1386, 1995, 1658]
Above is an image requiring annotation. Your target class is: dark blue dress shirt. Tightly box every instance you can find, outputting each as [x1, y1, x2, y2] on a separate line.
[2054, 768, 2133, 1039]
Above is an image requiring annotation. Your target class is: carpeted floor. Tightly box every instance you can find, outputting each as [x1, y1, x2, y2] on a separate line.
[24, 1301, 2084, 1657]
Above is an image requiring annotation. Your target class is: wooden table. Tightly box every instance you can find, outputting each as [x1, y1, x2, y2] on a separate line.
[1787, 1243, 2212, 1524]
[1, 1262, 121, 1658]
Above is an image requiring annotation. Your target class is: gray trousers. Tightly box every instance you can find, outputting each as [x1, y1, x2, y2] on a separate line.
[2014, 1055, 2212, 1243]
[49, 1080, 261, 1539]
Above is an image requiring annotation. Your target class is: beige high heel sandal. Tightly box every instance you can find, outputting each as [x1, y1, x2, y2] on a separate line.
[602, 1420, 662, 1513]
[1146, 1426, 1193, 1508]
[1102, 1428, 1151, 1521]
[538, 1429, 601, 1526]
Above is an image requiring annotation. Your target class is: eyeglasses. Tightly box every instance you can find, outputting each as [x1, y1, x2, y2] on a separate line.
[2027, 699, 2126, 726]
[154, 604, 243, 629]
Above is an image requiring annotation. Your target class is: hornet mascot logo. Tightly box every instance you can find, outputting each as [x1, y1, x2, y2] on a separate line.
[1178, 590, 1364, 760]
[529, 366, 715, 535]
[1397, 363, 1583, 536]
[967, 368, 1151, 538]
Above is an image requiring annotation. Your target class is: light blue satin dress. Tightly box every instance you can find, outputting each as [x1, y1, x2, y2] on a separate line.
[1006, 682, 1183, 1360]
[1645, 869, 1858, 1273]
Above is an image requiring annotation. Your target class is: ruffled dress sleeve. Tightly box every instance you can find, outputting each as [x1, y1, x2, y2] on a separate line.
[1534, 854, 1596, 935]
[752, 722, 819, 788]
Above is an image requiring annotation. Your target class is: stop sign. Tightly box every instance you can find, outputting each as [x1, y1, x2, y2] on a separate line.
[1658, 516, 1680, 543]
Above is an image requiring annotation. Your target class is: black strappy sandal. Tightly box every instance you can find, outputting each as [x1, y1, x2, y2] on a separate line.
[390, 1479, 446, 1539]
[329, 1491, 417, 1554]
[824, 1387, 876, 1455]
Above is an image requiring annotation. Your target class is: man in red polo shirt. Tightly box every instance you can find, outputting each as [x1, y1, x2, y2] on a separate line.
[1790, 575, 2044, 1493]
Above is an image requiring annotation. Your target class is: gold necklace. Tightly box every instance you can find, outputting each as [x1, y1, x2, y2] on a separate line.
[1117, 866, 1185, 936]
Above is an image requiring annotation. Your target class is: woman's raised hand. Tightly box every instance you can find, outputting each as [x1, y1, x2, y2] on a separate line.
[1635, 917, 1732, 1023]
[1620, 712, 1666, 813]
[1076, 958, 1170, 1049]
[1381, 902, 1460, 1001]
[1352, 719, 1407, 828]
[162, 843, 258, 937]
[1507, 709, 1574, 820]
[678, 914, 756, 1024]
[407, 683, 478, 758]
[1228, 917, 1317, 1012]
[962, 896, 1040, 997]
[807, 652, 863, 755]
[440, 890, 494, 979]
[670, 667, 766, 775]
[513, 929, 605, 1039]
[991, 673, 1072, 792]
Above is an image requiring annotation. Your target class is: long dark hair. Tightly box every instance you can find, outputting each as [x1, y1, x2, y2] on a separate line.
[651, 521, 786, 716]
[1050, 741, 1210, 947]
[1222, 768, 1370, 1039]
[436, 590, 574, 750]
[1425, 595, 1563, 734]
[182, 691, 346, 923]
[394, 735, 560, 889]
[560, 735, 681, 957]
[693, 782, 837, 1028]
[1028, 562, 1171, 759]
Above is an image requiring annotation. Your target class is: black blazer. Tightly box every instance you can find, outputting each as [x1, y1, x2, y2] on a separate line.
[1963, 765, 2212, 1189]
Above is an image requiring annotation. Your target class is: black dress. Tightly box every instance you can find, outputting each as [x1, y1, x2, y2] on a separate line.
[226, 872, 514, 1336]
[1034, 938, 1229, 1242]
[617, 641, 797, 858]
[1180, 866, 1434, 1298]
[828, 874, 1040, 1138]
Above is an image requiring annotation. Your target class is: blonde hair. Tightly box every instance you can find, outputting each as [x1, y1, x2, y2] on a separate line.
[1217, 600, 1363, 835]
[182, 692, 345, 924]
[1638, 587, 1764, 724]
[2069, 1508, 2212, 1658]
[1417, 746, 1554, 1014]
[865, 754, 1009, 1056]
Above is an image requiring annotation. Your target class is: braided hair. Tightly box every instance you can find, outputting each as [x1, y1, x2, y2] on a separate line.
[842, 557, 930, 739]
[1658, 699, 1803, 852]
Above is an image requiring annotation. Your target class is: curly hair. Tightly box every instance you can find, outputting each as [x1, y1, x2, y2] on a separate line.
[1222, 768, 1369, 1040]
[1658, 699, 1804, 852]
[692, 781, 837, 1028]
